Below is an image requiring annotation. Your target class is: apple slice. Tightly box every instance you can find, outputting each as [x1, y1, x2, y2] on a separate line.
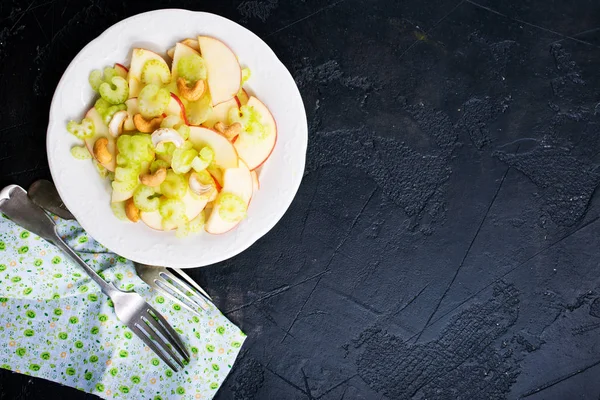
[171, 42, 201, 84]
[84, 108, 116, 171]
[197, 36, 241, 106]
[167, 38, 200, 59]
[111, 188, 134, 203]
[251, 170, 259, 193]
[181, 38, 200, 52]
[233, 96, 277, 170]
[128, 49, 169, 98]
[205, 162, 253, 234]
[123, 98, 139, 131]
[129, 48, 170, 81]
[140, 190, 207, 231]
[207, 165, 224, 188]
[114, 63, 128, 79]
[164, 93, 186, 121]
[188, 126, 238, 169]
[202, 97, 238, 129]
[128, 77, 142, 99]
[236, 88, 249, 106]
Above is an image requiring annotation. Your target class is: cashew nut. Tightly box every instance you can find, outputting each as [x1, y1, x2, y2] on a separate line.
[93, 137, 112, 164]
[224, 122, 242, 140]
[125, 198, 140, 222]
[177, 78, 205, 101]
[140, 167, 167, 187]
[108, 110, 128, 137]
[214, 121, 225, 133]
[189, 172, 215, 198]
[214, 121, 242, 140]
[133, 114, 163, 133]
[151, 128, 185, 148]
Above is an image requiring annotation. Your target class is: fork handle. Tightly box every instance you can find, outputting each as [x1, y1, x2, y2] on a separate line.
[52, 236, 117, 296]
[0, 185, 116, 297]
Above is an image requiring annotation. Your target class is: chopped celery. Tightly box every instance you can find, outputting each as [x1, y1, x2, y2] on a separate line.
[70, 146, 92, 160]
[99, 76, 129, 105]
[141, 59, 171, 85]
[133, 185, 160, 212]
[89, 70, 104, 92]
[217, 192, 247, 222]
[150, 159, 170, 174]
[191, 146, 214, 172]
[159, 198, 187, 229]
[241, 68, 251, 84]
[155, 142, 176, 163]
[138, 84, 170, 118]
[177, 124, 190, 140]
[67, 118, 95, 139]
[112, 179, 138, 193]
[177, 54, 207, 82]
[171, 142, 198, 174]
[160, 170, 187, 200]
[117, 134, 154, 164]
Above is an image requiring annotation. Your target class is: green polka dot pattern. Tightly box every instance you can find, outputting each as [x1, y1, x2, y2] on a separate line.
[0, 214, 246, 398]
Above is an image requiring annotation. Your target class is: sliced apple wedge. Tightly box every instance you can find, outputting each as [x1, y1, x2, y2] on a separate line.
[167, 38, 200, 59]
[181, 38, 200, 52]
[205, 162, 253, 234]
[123, 98, 139, 131]
[236, 88, 249, 106]
[111, 188, 134, 203]
[165, 93, 186, 121]
[197, 36, 241, 106]
[202, 97, 238, 129]
[84, 108, 116, 171]
[207, 165, 224, 188]
[188, 126, 238, 169]
[233, 96, 277, 170]
[114, 63, 128, 78]
[128, 49, 169, 98]
[140, 190, 207, 231]
[129, 48, 170, 81]
[171, 42, 201, 84]
[128, 77, 142, 99]
[251, 170, 259, 193]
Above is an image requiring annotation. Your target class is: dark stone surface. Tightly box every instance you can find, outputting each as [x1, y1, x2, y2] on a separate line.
[1, 0, 600, 399]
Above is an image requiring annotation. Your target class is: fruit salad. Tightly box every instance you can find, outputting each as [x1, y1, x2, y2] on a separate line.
[67, 36, 276, 237]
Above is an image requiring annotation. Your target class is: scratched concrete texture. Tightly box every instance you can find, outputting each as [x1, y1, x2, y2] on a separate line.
[1, 0, 600, 399]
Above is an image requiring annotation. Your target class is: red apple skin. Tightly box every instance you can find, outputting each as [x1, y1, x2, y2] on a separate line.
[115, 63, 129, 72]
[170, 92, 189, 125]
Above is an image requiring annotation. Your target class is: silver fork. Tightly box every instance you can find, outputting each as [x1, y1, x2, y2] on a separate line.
[28, 179, 212, 317]
[135, 264, 212, 315]
[0, 185, 190, 372]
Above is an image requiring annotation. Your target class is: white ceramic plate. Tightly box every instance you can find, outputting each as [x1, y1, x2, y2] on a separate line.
[47, 9, 307, 268]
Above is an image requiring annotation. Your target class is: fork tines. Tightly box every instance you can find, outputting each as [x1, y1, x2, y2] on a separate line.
[156, 269, 212, 315]
[130, 305, 191, 372]
[135, 264, 212, 317]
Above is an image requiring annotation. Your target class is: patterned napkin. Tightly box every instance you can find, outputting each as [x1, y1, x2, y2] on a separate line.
[0, 213, 245, 399]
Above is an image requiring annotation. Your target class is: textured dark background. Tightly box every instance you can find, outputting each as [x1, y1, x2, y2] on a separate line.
[2, 0, 600, 399]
